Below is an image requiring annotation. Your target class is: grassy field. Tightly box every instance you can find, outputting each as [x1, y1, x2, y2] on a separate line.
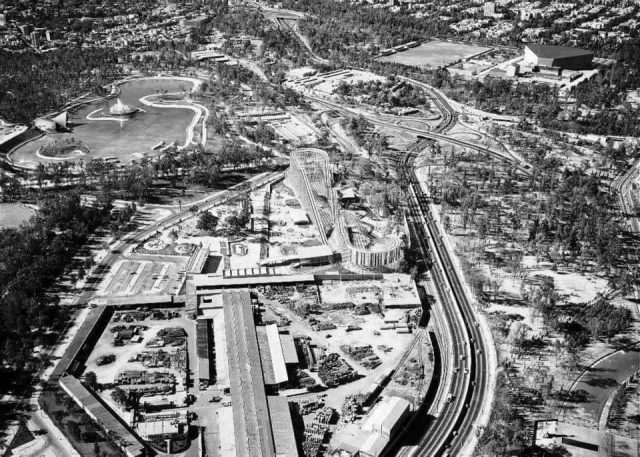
[377, 41, 491, 68]
[0, 204, 35, 228]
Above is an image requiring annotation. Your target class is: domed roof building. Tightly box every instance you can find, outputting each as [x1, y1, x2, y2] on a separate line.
[109, 98, 137, 116]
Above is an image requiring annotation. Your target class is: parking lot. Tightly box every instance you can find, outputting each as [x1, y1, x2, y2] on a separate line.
[97, 259, 184, 296]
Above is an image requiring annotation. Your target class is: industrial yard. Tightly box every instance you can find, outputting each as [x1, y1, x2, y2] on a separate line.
[41, 151, 430, 457]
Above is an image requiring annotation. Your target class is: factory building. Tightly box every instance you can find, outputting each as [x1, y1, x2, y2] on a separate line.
[221, 289, 299, 457]
[59, 375, 146, 457]
[256, 323, 289, 387]
[50, 305, 113, 380]
[331, 396, 411, 457]
[523, 44, 594, 70]
[362, 396, 410, 438]
[196, 319, 214, 387]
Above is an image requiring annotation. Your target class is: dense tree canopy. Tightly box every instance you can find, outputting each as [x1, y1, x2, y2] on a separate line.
[0, 193, 110, 393]
[0, 48, 121, 123]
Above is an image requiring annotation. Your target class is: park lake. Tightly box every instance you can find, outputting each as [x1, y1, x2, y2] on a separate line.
[9, 78, 197, 168]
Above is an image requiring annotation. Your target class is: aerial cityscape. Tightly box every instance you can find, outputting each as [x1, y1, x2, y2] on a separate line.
[1, 0, 640, 456]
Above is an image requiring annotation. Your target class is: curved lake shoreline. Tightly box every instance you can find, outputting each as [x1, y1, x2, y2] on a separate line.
[9, 77, 201, 168]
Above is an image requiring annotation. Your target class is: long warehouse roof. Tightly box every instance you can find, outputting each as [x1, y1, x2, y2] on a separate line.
[60, 375, 146, 457]
[51, 306, 111, 380]
[256, 324, 288, 385]
[223, 289, 276, 457]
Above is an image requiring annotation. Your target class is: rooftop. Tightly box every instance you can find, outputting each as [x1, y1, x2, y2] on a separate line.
[279, 333, 299, 365]
[136, 418, 182, 439]
[59, 375, 146, 457]
[257, 324, 288, 386]
[219, 406, 236, 457]
[195, 273, 315, 291]
[223, 289, 275, 457]
[51, 306, 111, 380]
[526, 44, 593, 59]
[267, 396, 299, 457]
[363, 396, 411, 434]
[535, 420, 640, 457]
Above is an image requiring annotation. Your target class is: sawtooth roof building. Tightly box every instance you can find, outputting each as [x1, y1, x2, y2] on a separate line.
[524, 44, 594, 70]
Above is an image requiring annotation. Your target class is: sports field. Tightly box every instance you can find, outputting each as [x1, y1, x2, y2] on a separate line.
[0, 203, 35, 228]
[9, 78, 196, 168]
[377, 41, 491, 68]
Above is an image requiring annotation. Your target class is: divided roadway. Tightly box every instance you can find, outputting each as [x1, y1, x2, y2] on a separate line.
[308, 96, 532, 175]
[396, 149, 489, 456]
[307, 78, 534, 455]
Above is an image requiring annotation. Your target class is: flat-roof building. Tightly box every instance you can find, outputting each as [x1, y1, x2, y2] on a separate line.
[535, 419, 640, 457]
[268, 396, 299, 457]
[194, 273, 315, 292]
[51, 305, 112, 380]
[137, 412, 186, 441]
[59, 376, 146, 457]
[196, 319, 214, 387]
[259, 244, 335, 268]
[524, 44, 593, 70]
[257, 324, 289, 386]
[331, 396, 411, 457]
[289, 208, 310, 225]
[279, 332, 299, 365]
[363, 396, 410, 438]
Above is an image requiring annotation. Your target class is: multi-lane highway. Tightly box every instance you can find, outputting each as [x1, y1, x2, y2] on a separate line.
[396, 76, 457, 134]
[308, 95, 532, 175]
[612, 158, 640, 233]
[394, 149, 489, 456]
[306, 75, 536, 455]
